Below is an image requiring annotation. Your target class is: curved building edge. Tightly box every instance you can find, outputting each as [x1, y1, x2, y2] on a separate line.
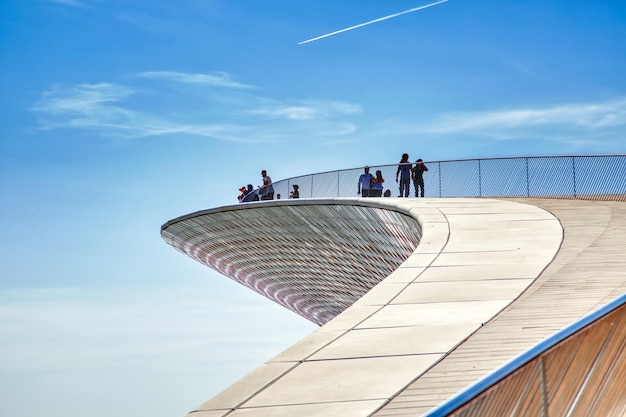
[160, 197, 625, 416]
[424, 293, 625, 417]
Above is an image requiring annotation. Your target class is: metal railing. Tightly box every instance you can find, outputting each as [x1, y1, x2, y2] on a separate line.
[253, 155, 625, 202]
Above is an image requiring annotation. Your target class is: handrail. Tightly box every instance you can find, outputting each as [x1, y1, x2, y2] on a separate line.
[247, 154, 626, 202]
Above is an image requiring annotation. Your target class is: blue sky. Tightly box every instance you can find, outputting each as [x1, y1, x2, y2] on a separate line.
[1, 1, 625, 416]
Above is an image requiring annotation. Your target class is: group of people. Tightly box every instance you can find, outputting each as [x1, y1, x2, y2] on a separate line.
[396, 153, 429, 197]
[357, 166, 388, 197]
[238, 170, 275, 202]
[237, 170, 299, 202]
[237, 156, 428, 203]
[358, 153, 429, 198]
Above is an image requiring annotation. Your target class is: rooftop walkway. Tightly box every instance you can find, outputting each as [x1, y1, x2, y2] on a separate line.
[161, 197, 626, 417]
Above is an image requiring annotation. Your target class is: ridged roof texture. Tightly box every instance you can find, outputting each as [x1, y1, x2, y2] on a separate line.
[162, 201, 422, 325]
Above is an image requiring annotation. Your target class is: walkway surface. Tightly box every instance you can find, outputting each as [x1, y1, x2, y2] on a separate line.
[163, 198, 626, 417]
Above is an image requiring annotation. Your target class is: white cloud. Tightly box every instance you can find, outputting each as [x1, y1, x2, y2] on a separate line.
[32, 79, 362, 142]
[372, 98, 626, 143]
[258, 106, 322, 120]
[34, 83, 170, 137]
[435, 99, 626, 132]
[249, 100, 361, 121]
[138, 70, 256, 89]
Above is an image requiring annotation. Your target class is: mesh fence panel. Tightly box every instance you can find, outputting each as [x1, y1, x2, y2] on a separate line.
[270, 155, 625, 201]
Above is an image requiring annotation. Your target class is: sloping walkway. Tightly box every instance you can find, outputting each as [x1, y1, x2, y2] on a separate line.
[374, 198, 626, 416]
[182, 198, 584, 417]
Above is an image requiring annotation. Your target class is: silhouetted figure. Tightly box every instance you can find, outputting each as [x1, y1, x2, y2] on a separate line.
[237, 186, 247, 202]
[260, 170, 274, 200]
[241, 184, 259, 202]
[358, 166, 373, 197]
[371, 170, 384, 197]
[413, 159, 429, 197]
[395, 153, 412, 197]
[290, 184, 300, 199]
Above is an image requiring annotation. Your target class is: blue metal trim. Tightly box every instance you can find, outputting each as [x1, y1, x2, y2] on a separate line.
[423, 293, 626, 417]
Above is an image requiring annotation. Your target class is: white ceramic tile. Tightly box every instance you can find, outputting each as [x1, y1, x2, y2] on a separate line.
[228, 400, 385, 417]
[392, 279, 534, 304]
[244, 355, 441, 407]
[309, 323, 479, 360]
[196, 362, 295, 410]
[357, 300, 512, 329]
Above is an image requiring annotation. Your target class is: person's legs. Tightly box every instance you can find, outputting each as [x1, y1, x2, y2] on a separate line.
[401, 178, 410, 197]
[418, 178, 425, 197]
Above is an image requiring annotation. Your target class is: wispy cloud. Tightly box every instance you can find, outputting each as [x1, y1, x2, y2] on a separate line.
[249, 101, 361, 121]
[32, 73, 361, 142]
[372, 98, 626, 143]
[138, 70, 256, 89]
[434, 99, 626, 132]
[33, 83, 183, 138]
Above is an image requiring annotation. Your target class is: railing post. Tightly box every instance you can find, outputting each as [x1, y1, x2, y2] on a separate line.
[572, 156, 577, 198]
[478, 159, 482, 197]
[438, 161, 442, 198]
[526, 157, 530, 197]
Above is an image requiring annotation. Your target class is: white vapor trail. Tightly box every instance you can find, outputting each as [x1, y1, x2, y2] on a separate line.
[298, 0, 448, 45]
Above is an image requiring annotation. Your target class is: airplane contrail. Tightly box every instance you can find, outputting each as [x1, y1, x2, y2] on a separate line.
[298, 0, 448, 45]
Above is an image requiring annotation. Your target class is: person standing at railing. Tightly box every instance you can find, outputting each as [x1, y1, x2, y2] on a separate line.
[290, 184, 300, 199]
[241, 184, 259, 202]
[413, 158, 428, 197]
[357, 166, 374, 197]
[371, 170, 384, 197]
[237, 186, 247, 202]
[396, 153, 412, 197]
[259, 170, 274, 200]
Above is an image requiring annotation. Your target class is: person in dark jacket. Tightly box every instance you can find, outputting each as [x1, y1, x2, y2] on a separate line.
[395, 153, 412, 197]
[413, 159, 429, 197]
